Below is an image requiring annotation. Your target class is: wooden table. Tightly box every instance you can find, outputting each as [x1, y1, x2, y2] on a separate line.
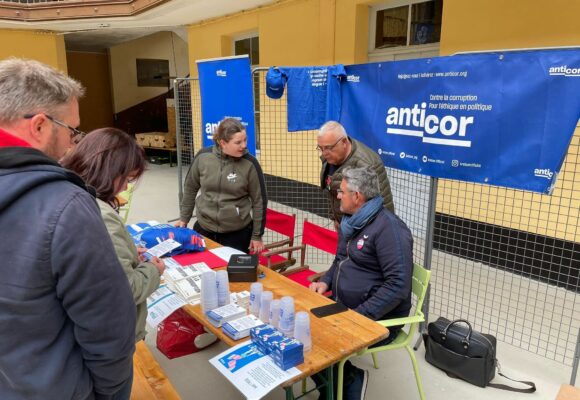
[143, 146, 177, 167]
[183, 250, 388, 399]
[130, 341, 181, 400]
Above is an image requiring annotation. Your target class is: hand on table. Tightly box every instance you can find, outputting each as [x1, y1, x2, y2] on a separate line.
[309, 281, 329, 295]
[249, 239, 265, 254]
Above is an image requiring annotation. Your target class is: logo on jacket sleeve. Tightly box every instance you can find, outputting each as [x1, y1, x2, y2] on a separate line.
[227, 172, 238, 183]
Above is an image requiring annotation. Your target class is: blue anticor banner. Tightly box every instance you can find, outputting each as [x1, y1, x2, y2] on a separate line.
[339, 49, 580, 194]
[197, 56, 256, 155]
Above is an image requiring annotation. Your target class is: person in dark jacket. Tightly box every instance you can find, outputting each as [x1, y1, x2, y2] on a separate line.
[318, 121, 395, 229]
[175, 117, 267, 254]
[310, 167, 413, 400]
[0, 58, 136, 400]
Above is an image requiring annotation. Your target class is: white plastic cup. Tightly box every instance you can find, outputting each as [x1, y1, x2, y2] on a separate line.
[216, 270, 230, 307]
[293, 311, 312, 353]
[201, 270, 218, 313]
[269, 299, 281, 329]
[259, 291, 273, 323]
[279, 296, 295, 337]
[249, 282, 263, 317]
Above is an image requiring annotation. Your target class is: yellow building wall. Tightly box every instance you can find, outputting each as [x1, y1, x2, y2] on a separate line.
[0, 29, 67, 72]
[439, 0, 580, 242]
[109, 31, 189, 113]
[187, 0, 374, 185]
[67, 52, 114, 132]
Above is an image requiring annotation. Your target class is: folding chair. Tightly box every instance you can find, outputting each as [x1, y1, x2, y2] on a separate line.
[262, 219, 338, 288]
[258, 208, 297, 271]
[117, 183, 134, 224]
[336, 263, 431, 400]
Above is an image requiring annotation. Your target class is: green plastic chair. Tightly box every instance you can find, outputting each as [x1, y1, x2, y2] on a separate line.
[117, 183, 134, 224]
[336, 263, 431, 400]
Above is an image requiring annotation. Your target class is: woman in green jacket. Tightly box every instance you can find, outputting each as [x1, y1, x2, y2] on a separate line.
[62, 128, 165, 341]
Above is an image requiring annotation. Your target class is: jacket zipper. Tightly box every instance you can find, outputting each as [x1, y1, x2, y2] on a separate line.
[216, 156, 224, 232]
[335, 239, 351, 303]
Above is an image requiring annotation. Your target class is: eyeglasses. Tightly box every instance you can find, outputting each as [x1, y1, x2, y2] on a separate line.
[24, 114, 86, 143]
[316, 137, 345, 152]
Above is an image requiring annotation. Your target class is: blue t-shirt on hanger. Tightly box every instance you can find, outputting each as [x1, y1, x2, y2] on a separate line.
[283, 65, 346, 131]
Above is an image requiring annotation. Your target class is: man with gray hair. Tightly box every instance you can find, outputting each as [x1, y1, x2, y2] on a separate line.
[0, 58, 136, 399]
[317, 121, 394, 228]
[310, 167, 413, 400]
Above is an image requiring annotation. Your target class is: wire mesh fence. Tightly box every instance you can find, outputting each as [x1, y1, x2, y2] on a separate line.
[173, 69, 580, 374]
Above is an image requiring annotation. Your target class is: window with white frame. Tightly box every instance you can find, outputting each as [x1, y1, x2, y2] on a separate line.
[374, 0, 442, 49]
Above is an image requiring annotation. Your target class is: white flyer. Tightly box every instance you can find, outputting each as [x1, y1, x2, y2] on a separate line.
[143, 238, 181, 260]
[209, 341, 300, 400]
[146, 285, 187, 328]
[210, 246, 245, 262]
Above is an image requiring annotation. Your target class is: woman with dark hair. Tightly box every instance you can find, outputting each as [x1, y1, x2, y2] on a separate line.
[61, 127, 165, 341]
[175, 117, 267, 253]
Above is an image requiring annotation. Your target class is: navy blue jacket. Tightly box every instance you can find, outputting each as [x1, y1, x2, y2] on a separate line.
[0, 144, 136, 400]
[321, 209, 413, 321]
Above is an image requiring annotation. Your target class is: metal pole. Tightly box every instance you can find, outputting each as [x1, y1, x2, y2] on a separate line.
[173, 78, 184, 204]
[570, 326, 580, 385]
[414, 176, 438, 351]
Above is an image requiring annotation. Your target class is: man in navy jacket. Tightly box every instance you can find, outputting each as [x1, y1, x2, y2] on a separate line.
[310, 167, 413, 400]
[0, 58, 136, 400]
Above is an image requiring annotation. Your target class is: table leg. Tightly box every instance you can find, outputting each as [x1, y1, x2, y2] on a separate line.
[285, 386, 294, 400]
[325, 366, 334, 400]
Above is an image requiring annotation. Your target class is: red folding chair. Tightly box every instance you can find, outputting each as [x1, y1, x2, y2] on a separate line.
[259, 208, 297, 271]
[262, 219, 338, 288]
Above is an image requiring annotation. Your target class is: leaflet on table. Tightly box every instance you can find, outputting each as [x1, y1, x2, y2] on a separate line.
[210, 246, 246, 262]
[146, 285, 186, 328]
[209, 341, 300, 400]
[143, 238, 181, 260]
[164, 262, 212, 282]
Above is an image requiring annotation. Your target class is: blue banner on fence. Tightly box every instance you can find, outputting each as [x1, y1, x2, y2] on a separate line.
[339, 49, 580, 194]
[197, 56, 256, 155]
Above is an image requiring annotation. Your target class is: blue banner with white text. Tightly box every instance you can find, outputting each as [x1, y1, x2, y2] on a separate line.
[197, 56, 256, 155]
[339, 49, 580, 194]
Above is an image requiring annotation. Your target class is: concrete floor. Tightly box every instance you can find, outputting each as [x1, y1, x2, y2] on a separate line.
[130, 164, 572, 400]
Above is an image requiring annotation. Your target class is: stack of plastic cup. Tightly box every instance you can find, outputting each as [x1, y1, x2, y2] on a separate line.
[278, 296, 295, 337]
[201, 270, 218, 313]
[269, 299, 281, 329]
[249, 282, 263, 317]
[293, 311, 312, 353]
[259, 291, 273, 323]
[215, 270, 230, 307]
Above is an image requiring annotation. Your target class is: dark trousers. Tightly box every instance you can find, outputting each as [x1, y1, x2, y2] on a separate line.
[193, 221, 253, 253]
[311, 327, 400, 400]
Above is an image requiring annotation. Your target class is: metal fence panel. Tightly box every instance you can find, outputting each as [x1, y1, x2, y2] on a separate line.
[173, 69, 580, 376]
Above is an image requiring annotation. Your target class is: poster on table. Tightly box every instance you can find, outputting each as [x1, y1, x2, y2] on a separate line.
[339, 49, 580, 194]
[197, 55, 257, 155]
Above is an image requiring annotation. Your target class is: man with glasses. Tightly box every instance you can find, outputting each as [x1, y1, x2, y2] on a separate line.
[0, 58, 136, 400]
[310, 167, 413, 400]
[317, 121, 395, 229]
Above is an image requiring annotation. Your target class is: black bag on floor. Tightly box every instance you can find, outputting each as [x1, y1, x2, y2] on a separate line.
[424, 318, 536, 393]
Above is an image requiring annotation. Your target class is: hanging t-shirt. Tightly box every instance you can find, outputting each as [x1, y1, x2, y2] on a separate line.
[283, 65, 346, 132]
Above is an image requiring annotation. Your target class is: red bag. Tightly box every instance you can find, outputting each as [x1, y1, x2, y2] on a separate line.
[156, 308, 206, 359]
